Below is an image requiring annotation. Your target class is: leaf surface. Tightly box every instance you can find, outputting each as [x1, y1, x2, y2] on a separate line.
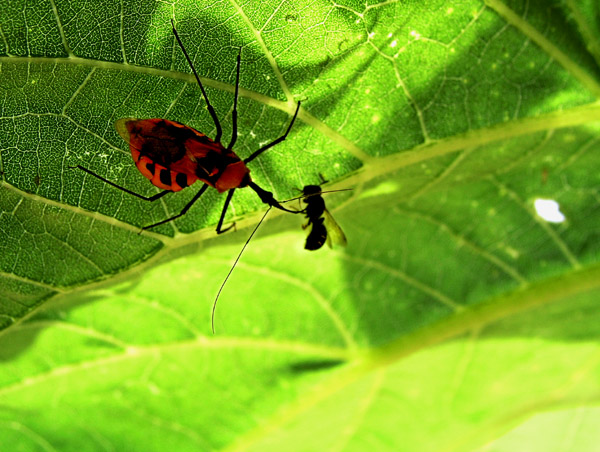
[1, 1, 600, 451]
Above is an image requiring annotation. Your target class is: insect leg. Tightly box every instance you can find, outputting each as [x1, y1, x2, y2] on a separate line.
[171, 19, 223, 143]
[215, 188, 236, 234]
[142, 183, 209, 230]
[73, 165, 171, 201]
[243, 101, 301, 164]
[227, 48, 242, 151]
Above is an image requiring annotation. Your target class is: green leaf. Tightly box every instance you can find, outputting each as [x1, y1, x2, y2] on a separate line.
[1, 0, 600, 451]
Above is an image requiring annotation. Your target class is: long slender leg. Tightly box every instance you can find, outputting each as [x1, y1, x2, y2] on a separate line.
[171, 19, 223, 143]
[244, 101, 301, 164]
[227, 48, 242, 151]
[142, 183, 209, 230]
[215, 188, 236, 234]
[73, 165, 171, 201]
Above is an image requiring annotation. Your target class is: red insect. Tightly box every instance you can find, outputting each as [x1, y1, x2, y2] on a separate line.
[75, 20, 301, 232]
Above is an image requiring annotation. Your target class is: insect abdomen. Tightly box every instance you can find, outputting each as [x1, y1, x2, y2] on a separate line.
[305, 217, 327, 250]
[132, 149, 197, 191]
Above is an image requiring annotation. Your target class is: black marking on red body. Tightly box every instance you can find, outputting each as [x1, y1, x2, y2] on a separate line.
[127, 118, 249, 191]
[194, 150, 243, 185]
[134, 121, 192, 165]
[175, 172, 188, 188]
[128, 119, 212, 167]
[215, 151, 240, 171]
[159, 168, 172, 186]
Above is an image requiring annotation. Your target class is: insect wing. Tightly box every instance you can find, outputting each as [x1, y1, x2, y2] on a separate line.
[115, 118, 201, 191]
[115, 118, 208, 162]
[115, 118, 135, 144]
[323, 209, 347, 248]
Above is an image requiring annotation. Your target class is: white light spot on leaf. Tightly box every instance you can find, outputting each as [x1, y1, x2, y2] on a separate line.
[534, 199, 565, 223]
[390, 40, 397, 48]
[360, 181, 399, 199]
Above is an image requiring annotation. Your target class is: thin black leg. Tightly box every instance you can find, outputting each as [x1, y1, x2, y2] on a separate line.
[215, 188, 236, 234]
[171, 19, 223, 143]
[227, 48, 242, 151]
[248, 181, 300, 214]
[73, 165, 171, 201]
[244, 101, 301, 164]
[142, 183, 209, 230]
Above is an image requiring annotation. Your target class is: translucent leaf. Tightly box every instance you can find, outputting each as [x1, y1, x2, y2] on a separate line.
[1, 1, 600, 451]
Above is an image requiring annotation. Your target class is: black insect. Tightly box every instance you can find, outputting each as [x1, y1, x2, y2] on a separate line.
[301, 184, 346, 250]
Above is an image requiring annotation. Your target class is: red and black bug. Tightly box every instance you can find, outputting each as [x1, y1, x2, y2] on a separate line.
[74, 20, 301, 232]
[301, 184, 347, 250]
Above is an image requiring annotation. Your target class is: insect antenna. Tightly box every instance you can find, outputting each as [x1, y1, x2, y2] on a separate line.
[281, 188, 353, 205]
[212, 206, 273, 333]
[171, 19, 223, 143]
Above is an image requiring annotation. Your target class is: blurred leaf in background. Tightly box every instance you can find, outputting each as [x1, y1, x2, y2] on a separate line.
[1, 0, 600, 451]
